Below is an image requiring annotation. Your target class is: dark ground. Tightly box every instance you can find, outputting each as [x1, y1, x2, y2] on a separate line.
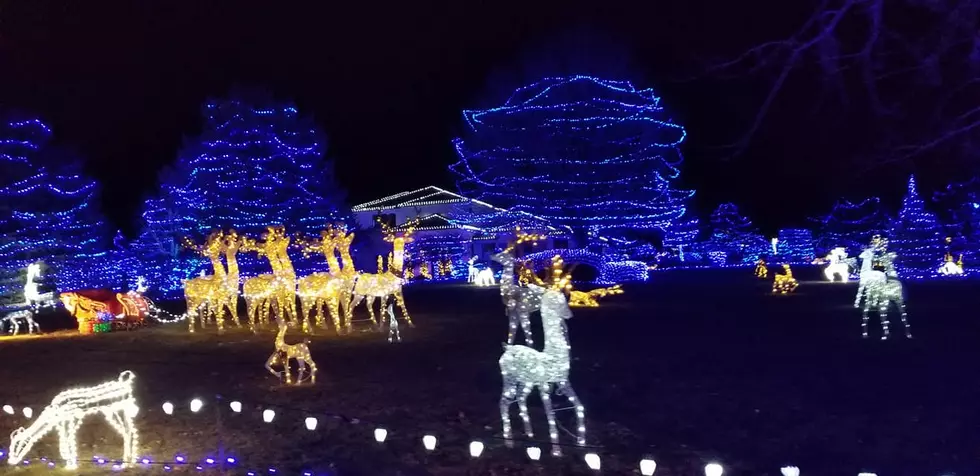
[0, 267, 977, 475]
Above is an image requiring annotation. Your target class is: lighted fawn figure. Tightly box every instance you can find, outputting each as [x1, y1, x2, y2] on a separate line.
[492, 230, 546, 346]
[383, 300, 401, 343]
[266, 320, 318, 385]
[8, 371, 139, 470]
[771, 264, 798, 294]
[182, 231, 228, 333]
[474, 267, 496, 286]
[754, 258, 768, 278]
[499, 284, 586, 457]
[296, 227, 349, 333]
[861, 251, 911, 339]
[854, 247, 887, 309]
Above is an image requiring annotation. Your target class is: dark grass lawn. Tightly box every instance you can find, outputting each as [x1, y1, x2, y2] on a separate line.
[0, 266, 977, 475]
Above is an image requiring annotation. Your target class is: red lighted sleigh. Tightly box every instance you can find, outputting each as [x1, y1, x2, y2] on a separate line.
[59, 290, 149, 334]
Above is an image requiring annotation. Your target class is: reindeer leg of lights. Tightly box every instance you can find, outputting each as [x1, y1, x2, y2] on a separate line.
[517, 383, 535, 440]
[877, 287, 891, 340]
[393, 288, 412, 327]
[386, 300, 400, 343]
[893, 282, 912, 338]
[539, 384, 562, 456]
[499, 375, 518, 447]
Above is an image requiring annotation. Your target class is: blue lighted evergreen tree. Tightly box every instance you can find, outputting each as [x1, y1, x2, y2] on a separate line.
[811, 197, 886, 255]
[704, 203, 767, 264]
[0, 117, 113, 305]
[450, 76, 695, 247]
[933, 178, 980, 258]
[133, 91, 350, 294]
[889, 175, 945, 278]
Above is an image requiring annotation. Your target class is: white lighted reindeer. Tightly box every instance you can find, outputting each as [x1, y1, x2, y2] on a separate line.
[861, 252, 911, 339]
[499, 284, 586, 457]
[491, 231, 546, 346]
[854, 247, 887, 309]
[7, 371, 139, 470]
[467, 256, 480, 283]
[24, 263, 55, 308]
[819, 247, 851, 282]
[474, 268, 496, 286]
[0, 309, 39, 335]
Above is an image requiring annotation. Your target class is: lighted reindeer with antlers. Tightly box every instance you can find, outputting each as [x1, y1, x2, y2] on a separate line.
[491, 228, 547, 346]
[344, 218, 418, 332]
[182, 231, 232, 333]
[294, 225, 353, 333]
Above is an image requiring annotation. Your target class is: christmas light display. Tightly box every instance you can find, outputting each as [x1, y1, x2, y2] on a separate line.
[0, 118, 117, 301]
[813, 247, 850, 282]
[771, 264, 798, 294]
[704, 203, 768, 265]
[754, 258, 768, 278]
[131, 94, 349, 297]
[889, 176, 945, 278]
[492, 230, 547, 346]
[467, 256, 479, 283]
[450, 75, 696, 244]
[378, 216, 420, 276]
[499, 284, 586, 457]
[524, 255, 623, 307]
[776, 229, 815, 263]
[383, 301, 400, 343]
[7, 371, 139, 470]
[567, 285, 623, 307]
[811, 198, 886, 255]
[265, 320, 317, 385]
[938, 248, 964, 275]
[854, 246, 887, 309]
[934, 179, 980, 260]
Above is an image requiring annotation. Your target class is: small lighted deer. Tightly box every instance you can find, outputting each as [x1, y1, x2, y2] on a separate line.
[265, 320, 318, 385]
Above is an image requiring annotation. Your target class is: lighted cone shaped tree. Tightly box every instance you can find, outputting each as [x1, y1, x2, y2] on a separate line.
[132, 90, 350, 295]
[0, 117, 115, 303]
[450, 75, 696, 248]
[704, 203, 767, 264]
[889, 175, 945, 278]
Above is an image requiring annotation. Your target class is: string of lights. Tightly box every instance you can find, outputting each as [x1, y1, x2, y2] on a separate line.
[0, 395, 874, 476]
[810, 197, 886, 255]
[702, 203, 768, 265]
[775, 229, 815, 263]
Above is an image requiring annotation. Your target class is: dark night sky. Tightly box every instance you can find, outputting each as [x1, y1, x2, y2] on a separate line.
[0, 1, 946, 236]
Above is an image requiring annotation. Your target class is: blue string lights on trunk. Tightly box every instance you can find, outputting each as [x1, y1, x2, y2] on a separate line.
[888, 175, 945, 279]
[449, 75, 697, 251]
[0, 118, 118, 302]
[131, 94, 350, 297]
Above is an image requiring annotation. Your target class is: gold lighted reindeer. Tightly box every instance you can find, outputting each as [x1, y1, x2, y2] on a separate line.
[241, 227, 296, 331]
[295, 225, 353, 333]
[183, 231, 230, 333]
[265, 319, 317, 385]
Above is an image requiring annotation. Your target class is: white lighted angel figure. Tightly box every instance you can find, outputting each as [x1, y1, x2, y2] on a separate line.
[938, 238, 964, 275]
[813, 247, 850, 282]
[474, 268, 496, 286]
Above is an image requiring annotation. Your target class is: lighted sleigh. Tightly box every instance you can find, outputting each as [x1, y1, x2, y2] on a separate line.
[59, 290, 150, 334]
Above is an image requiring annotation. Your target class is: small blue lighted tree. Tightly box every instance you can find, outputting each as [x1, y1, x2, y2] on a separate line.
[450, 76, 695, 247]
[0, 117, 114, 303]
[889, 175, 945, 278]
[811, 197, 886, 255]
[776, 229, 815, 263]
[705, 203, 767, 264]
[133, 91, 350, 295]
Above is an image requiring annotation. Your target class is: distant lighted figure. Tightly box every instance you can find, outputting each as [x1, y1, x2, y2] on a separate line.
[475, 268, 496, 286]
[467, 256, 479, 283]
[938, 237, 965, 275]
[23, 263, 55, 308]
[772, 264, 798, 294]
[814, 247, 850, 282]
[754, 258, 768, 278]
[770, 237, 779, 255]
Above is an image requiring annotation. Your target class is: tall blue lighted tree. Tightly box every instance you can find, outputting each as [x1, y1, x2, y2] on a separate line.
[811, 198, 886, 255]
[0, 117, 113, 305]
[450, 76, 695, 246]
[704, 203, 767, 264]
[889, 175, 945, 278]
[133, 92, 350, 295]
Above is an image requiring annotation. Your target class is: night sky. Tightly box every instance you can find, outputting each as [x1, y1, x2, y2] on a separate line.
[0, 1, 946, 236]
